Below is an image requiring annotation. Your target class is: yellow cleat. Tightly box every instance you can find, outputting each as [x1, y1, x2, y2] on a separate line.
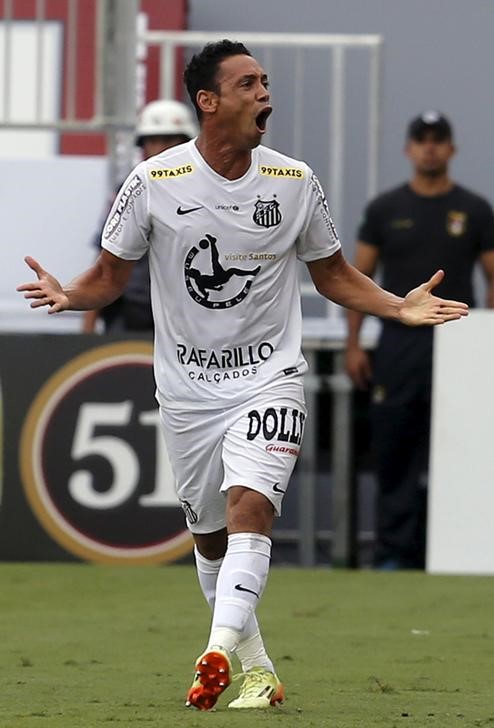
[228, 666, 285, 709]
[185, 647, 232, 711]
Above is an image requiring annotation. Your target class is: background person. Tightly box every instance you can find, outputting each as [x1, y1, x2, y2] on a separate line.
[82, 99, 198, 333]
[345, 111, 494, 570]
[18, 47, 468, 712]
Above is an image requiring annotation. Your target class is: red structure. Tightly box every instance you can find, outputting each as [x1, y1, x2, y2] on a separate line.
[0, 0, 188, 154]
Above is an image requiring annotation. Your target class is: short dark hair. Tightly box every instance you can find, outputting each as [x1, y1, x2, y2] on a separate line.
[184, 39, 252, 120]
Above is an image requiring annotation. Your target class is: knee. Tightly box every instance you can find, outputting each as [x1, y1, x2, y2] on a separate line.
[226, 487, 274, 535]
[194, 528, 227, 560]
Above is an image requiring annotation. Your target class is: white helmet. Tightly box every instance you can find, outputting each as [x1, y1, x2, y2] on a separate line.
[136, 99, 198, 146]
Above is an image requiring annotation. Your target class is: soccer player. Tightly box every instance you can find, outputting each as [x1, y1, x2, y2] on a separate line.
[17, 41, 468, 711]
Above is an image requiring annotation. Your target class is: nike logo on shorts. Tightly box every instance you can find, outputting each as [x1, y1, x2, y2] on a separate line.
[273, 482, 286, 494]
[176, 205, 203, 215]
[234, 583, 260, 598]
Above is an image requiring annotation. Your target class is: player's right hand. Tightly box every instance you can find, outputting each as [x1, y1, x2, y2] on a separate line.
[17, 256, 70, 314]
[344, 346, 372, 390]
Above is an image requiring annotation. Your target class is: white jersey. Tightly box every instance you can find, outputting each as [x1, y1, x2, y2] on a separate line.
[102, 140, 341, 409]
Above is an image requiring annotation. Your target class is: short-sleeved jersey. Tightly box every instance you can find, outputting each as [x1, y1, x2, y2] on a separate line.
[91, 186, 152, 330]
[357, 183, 494, 306]
[102, 140, 340, 409]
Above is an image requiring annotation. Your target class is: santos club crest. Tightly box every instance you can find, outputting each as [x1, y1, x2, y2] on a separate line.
[253, 197, 282, 228]
[184, 234, 261, 309]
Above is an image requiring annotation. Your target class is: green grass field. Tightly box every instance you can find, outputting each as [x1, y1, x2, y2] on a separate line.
[0, 564, 493, 728]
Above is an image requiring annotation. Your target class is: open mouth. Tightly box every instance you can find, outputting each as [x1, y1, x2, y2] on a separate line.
[256, 106, 272, 133]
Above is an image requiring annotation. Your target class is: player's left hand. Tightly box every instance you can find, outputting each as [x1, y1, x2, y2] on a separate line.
[399, 269, 469, 326]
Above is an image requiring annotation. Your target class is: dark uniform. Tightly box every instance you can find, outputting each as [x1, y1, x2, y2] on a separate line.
[92, 191, 153, 333]
[100, 256, 153, 332]
[358, 183, 494, 568]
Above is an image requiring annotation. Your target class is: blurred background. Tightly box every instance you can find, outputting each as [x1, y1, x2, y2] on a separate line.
[1, 0, 493, 570]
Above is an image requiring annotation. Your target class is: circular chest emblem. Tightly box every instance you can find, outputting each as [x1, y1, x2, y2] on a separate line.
[184, 233, 261, 309]
[20, 341, 192, 564]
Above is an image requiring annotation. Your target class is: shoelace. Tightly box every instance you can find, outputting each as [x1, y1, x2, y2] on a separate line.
[232, 669, 273, 697]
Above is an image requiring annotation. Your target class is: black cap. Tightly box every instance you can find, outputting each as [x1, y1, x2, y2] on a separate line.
[407, 111, 453, 141]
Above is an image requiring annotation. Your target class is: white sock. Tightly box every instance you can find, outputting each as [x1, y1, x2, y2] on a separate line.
[194, 546, 222, 610]
[206, 533, 271, 654]
[194, 546, 274, 672]
[236, 628, 275, 673]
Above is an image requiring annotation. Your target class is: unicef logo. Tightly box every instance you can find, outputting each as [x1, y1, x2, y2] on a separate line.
[184, 234, 261, 310]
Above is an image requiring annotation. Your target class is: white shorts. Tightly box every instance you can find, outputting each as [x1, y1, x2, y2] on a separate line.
[159, 384, 306, 534]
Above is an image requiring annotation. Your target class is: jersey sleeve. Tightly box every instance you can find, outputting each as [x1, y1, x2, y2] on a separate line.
[296, 170, 341, 262]
[356, 198, 382, 247]
[101, 162, 150, 260]
[475, 197, 494, 251]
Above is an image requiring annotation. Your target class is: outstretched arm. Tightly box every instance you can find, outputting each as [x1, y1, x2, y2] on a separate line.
[307, 250, 469, 326]
[17, 250, 135, 314]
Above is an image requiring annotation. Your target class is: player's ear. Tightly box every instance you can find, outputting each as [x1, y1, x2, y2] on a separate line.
[196, 89, 219, 116]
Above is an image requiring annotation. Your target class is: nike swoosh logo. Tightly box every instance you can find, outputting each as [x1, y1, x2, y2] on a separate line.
[234, 583, 260, 599]
[176, 205, 203, 215]
[273, 482, 286, 494]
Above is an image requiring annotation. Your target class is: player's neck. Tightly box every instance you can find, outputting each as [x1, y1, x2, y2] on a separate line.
[195, 134, 253, 180]
[409, 174, 454, 197]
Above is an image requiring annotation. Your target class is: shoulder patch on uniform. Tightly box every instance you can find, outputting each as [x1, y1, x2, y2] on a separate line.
[148, 164, 194, 180]
[103, 174, 144, 240]
[259, 165, 304, 179]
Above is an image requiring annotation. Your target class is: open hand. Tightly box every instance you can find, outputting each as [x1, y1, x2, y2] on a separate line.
[399, 270, 469, 326]
[16, 256, 69, 314]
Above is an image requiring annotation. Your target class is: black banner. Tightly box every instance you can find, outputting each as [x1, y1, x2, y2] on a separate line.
[0, 334, 193, 564]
